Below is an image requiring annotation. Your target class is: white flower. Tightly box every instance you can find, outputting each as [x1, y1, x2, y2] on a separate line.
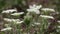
[4, 18, 12, 22]
[27, 9, 40, 14]
[1, 27, 12, 31]
[3, 18, 23, 24]
[40, 15, 54, 19]
[41, 8, 55, 12]
[2, 9, 17, 13]
[34, 22, 40, 25]
[57, 26, 60, 28]
[4, 18, 20, 22]
[57, 21, 60, 22]
[13, 19, 20, 22]
[27, 4, 42, 14]
[16, 21, 23, 24]
[57, 21, 60, 24]
[29, 4, 42, 9]
[11, 12, 24, 16]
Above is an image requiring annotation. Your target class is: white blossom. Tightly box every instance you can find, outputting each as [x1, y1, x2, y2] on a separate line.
[34, 22, 40, 25]
[40, 15, 54, 19]
[11, 12, 24, 16]
[57, 21, 60, 24]
[29, 4, 42, 9]
[12, 19, 20, 22]
[57, 21, 60, 22]
[1, 27, 12, 31]
[41, 8, 55, 12]
[57, 26, 60, 28]
[4, 18, 13, 22]
[2, 9, 17, 13]
[4, 18, 20, 22]
[3, 18, 23, 24]
[16, 21, 23, 24]
[27, 4, 42, 14]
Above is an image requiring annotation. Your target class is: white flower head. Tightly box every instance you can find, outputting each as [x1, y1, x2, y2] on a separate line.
[41, 8, 55, 12]
[4, 18, 20, 22]
[57, 21, 60, 22]
[34, 22, 40, 25]
[27, 4, 42, 14]
[2, 9, 17, 13]
[27, 9, 40, 14]
[29, 4, 42, 9]
[40, 15, 54, 19]
[57, 21, 60, 24]
[57, 26, 60, 28]
[16, 21, 23, 24]
[11, 12, 24, 16]
[4, 18, 12, 22]
[3, 18, 23, 24]
[12, 19, 20, 22]
[1, 27, 12, 31]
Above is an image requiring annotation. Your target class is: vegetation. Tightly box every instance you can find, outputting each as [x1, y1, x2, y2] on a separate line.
[0, 0, 60, 34]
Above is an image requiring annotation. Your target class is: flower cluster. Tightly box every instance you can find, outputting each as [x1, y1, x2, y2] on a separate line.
[1, 27, 12, 31]
[1, 4, 59, 34]
[4, 18, 23, 24]
[27, 4, 42, 14]
[2, 9, 17, 13]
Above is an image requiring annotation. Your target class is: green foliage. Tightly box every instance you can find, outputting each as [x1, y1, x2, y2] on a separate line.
[24, 15, 32, 26]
